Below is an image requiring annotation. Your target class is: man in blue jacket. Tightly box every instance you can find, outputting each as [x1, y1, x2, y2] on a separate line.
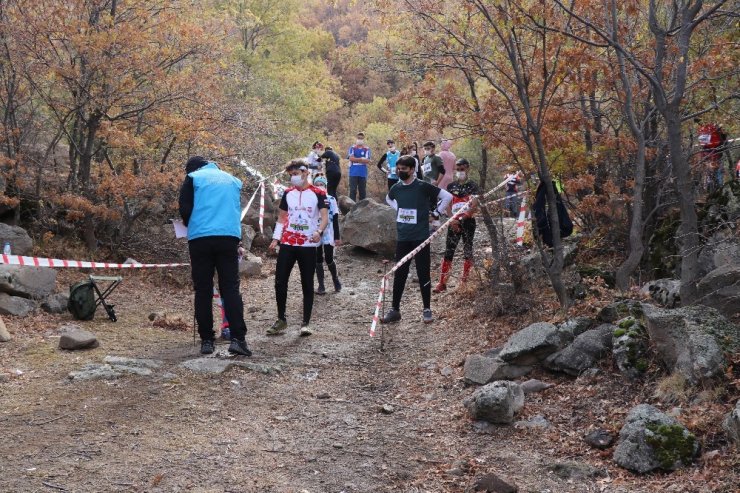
[179, 156, 251, 356]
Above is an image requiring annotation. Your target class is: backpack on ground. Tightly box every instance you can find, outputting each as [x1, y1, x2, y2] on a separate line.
[68, 280, 96, 320]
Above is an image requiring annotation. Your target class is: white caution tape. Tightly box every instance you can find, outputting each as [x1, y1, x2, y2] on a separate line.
[259, 181, 266, 234]
[0, 255, 188, 268]
[369, 277, 386, 337]
[240, 185, 261, 222]
[515, 196, 528, 246]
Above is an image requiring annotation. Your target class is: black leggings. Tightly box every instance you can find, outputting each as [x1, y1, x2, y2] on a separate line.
[275, 245, 317, 325]
[189, 236, 246, 341]
[326, 170, 341, 199]
[444, 218, 476, 261]
[392, 241, 431, 311]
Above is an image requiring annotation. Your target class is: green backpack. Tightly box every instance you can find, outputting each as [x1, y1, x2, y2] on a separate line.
[68, 280, 96, 320]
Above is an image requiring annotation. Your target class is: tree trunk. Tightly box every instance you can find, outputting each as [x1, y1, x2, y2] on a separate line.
[615, 137, 646, 291]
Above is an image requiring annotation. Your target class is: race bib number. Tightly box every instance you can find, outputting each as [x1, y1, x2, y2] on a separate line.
[397, 208, 417, 224]
[290, 222, 310, 232]
[422, 162, 432, 174]
[451, 202, 468, 214]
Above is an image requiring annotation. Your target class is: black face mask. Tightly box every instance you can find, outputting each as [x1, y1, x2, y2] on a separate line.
[397, 170, 411, 181]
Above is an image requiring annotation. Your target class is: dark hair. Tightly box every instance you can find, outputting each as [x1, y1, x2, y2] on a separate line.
[400, 145, 409, 155]
[386, 139, 394, 145]
[285, 159, 308, 172]
[312, 141, 322, 149]
[455, 158, 470, 167]
[396, 155, 417, 170]
[356, 132, 365, 138]
[423, 140, 435, 148]
[185, 155, 209, 173]
[325, 146, 333, 151]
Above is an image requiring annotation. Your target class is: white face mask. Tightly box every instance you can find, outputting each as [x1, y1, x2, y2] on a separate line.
[356, 139, 364, 146]
[290, 174, 305, 186]
[411, 150, 417, 156]
[389, 146, 396, 152]
[424, 149, 432, 156]
[455, 171, 467, 181]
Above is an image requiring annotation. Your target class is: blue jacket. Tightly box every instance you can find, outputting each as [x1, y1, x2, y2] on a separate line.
[179, 163, 242, 241]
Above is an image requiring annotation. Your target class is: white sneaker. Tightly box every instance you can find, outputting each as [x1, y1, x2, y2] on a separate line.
[299, 325, 313, 337]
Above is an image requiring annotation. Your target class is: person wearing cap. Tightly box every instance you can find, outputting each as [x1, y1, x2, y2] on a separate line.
[178, 156, 251, 356]
[347, 131, 371, 201]
[268, 160, 329, 337]
[377, 139, 402, 190]
[312, 175, 342, 294]
[434, 158, 480, 293]
[421, 141, 445, 186]
[382, 155, 453, 324]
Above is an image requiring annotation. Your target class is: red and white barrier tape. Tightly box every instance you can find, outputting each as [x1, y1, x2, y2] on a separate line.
[515, 196, 528, 246]
[369, 175, 519, 336]
[369, 277, 386, 337]
[259, 181, 266, 234]
[0, 254, 188, 268]
[240, 185, 261, 222]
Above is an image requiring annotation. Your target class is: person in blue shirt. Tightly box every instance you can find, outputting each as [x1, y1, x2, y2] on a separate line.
[377, 139, 401, 190]
[178, 156, 251, 357]
[347, 131, 371, 201]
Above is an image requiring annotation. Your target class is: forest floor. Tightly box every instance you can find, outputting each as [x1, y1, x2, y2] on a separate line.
[0, 240, 737, 493]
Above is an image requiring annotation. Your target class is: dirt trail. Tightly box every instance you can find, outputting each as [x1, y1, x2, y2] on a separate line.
[0, 246, 732, 492]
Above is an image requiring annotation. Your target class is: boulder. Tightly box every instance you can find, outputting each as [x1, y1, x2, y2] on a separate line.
[0, 223, 33, 255]
[584, 428, 614, 449]
[463, 381, 525, 424]
[241, 224, 256, 252]
[640, 279, 681, 308]
[556, 317, 592, 344]
[0, 292, 36, 316]
[598, 299, 643, 323]
[251, 226, 274, 249]
[41, 293, 69, 314]
[613, 404, 699, 473]
[544, 324, 614, 376]
[337, 195, 355, 215]
[0, 315, 10, 342]
[642, 304, 737, 384]
[697, 229, 740, 278]
[520, 379, 553, 394]
[341, 198, 397, 256]
[463, 354, 532, 385]
[469, 473, 518, 493]
[612, 317, 650, 379]
[59, 328, 98, 350]
[521, 241, 578, 280]
[498, 322, 563, 366]
[722, 401, 740, 444]
[0, 265, 57, 299]
[239, 254, 262, 278]
[244, 195, 278, 231]
[696, 264, 740, 318]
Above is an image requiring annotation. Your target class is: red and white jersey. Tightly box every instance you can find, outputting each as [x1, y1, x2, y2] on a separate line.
[278, 185, 328, 247]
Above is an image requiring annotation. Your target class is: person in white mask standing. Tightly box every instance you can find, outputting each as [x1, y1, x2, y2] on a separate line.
[347, 131, 371, 201]
[268, 160, 329, 337]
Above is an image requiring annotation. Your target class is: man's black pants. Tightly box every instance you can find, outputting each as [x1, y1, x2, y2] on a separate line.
[275, 244, 317, 325]
[392, 240, 431, 311]
[326, 170, 341, 199]
[189, 236, 247, 341]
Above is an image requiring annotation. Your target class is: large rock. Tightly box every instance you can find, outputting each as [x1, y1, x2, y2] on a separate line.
[0, 223, 33, 255]
[463, 381, 525, 424]
[723, 401, 740, 444]
[0, 292, 36, 316]
[0, 265, 57, 299]
[598, 299, 643, 323]
[341, 198, 397, 256]
[337, 195, 355, 215]
[613, 404, 699, 473]
[41, 293, 69, 314]
[544, 324, 614, 376]
[244, 195, 278, 231]
[241, 224, 256, 252]
[59, 328, 99, 350]
[612, 317, 650, 379]
[697, 229, 740, 278]
[696, 265, 740, 318]
[640, 279, 681, 308]
[239, 254, 262, 278]
[521, 241, 578, 280]
[498, 322, 563, 366]
[556, 317, 592, 344]
[0, 315, 10, 342]
[642, 304, 737, 384]
[463, 354, 532, 385]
